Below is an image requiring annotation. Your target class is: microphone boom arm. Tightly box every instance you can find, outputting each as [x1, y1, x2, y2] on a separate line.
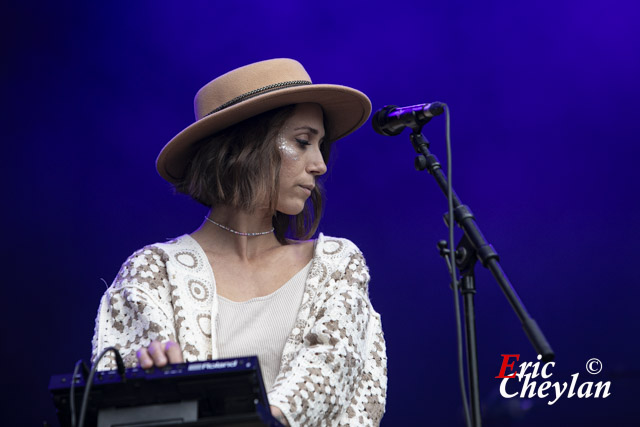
[411, 130, 555, 361]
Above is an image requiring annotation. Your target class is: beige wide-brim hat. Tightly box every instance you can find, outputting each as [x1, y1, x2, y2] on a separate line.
[156, 58, 372, 183]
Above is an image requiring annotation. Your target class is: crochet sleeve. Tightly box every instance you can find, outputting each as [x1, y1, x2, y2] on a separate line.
[268, 251, 387, 426]
[91, 246, 177, 370]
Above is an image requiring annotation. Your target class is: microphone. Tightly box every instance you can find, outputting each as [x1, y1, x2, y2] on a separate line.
[372, 102, 445, 136]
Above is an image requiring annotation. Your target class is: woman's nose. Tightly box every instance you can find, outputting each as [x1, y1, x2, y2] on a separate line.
[307, 146, 327, 176]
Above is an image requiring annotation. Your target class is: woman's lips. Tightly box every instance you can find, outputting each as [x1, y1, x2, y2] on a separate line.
[299, 185, 313, 195]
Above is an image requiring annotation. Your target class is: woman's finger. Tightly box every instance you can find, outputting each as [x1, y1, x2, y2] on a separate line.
[147, 340, 168, 367]
[136, 347, 153, 369]
[165, 341, 184, 364]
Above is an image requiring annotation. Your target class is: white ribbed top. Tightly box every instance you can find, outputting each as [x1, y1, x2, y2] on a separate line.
[216, 260, 311, 392]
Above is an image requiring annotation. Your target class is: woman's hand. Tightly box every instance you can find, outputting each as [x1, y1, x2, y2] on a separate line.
[270, 406, 290, 426]
[136, 340, 183, 369]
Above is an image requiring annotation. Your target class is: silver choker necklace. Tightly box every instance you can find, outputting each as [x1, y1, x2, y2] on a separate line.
[205, 216, 274, 236]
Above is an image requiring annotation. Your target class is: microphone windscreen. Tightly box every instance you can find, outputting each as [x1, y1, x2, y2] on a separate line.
[371, 105, 403, 136]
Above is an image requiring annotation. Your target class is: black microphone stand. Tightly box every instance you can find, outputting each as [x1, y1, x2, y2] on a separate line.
[410, 129, 554, 427]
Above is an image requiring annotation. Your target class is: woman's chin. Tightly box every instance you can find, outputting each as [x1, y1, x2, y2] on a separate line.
[276, 203, 306, 216]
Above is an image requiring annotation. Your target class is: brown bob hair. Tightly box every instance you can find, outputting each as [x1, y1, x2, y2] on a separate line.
[174, 105, 332, 244]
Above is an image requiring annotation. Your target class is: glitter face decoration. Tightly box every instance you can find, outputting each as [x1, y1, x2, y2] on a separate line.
[277, 131, 299, 161]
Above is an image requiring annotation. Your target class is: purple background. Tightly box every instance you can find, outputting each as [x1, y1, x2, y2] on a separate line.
[3, 1, 639, 425]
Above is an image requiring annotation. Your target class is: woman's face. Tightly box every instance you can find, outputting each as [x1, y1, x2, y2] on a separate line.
[276, 103, 327, 215]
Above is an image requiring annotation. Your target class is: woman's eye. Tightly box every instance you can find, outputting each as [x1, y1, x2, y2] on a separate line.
[295, 138, 310, 147]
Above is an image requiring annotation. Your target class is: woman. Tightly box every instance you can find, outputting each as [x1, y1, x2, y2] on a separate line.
[92, 58, 387, 426]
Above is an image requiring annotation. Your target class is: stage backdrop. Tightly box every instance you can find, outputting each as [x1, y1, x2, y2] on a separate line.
[3, 1, 639, 425]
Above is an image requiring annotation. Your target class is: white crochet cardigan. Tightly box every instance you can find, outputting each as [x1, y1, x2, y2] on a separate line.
[92, 233, 387, 426]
